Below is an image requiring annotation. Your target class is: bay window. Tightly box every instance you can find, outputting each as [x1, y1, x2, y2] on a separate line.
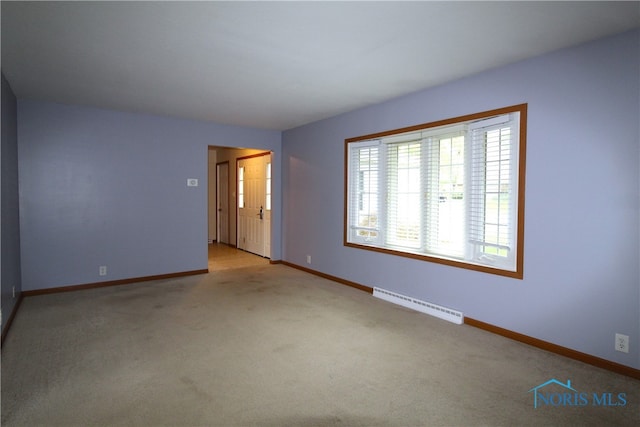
[345, 104, 526, 278]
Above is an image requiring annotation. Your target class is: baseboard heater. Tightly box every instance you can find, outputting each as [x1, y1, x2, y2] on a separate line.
[373, 287, 464, 325]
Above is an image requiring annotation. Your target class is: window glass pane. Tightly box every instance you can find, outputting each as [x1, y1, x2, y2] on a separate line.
[238, 166, 244, 208]
[266, 162, 271, 210]
[485, 194, 499, 224]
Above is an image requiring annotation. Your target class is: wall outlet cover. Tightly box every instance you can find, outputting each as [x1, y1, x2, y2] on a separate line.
[615, 333, 629, 353]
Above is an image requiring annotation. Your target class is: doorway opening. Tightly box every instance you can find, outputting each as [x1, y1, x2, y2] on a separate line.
[208, 146, 272, 270]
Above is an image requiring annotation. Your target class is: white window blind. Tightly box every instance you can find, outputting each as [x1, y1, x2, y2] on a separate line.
[426, 131, 466, 257]
[469, 113, 518, 269]
[386, 141, 422, 249]
[348, 142, 381, 244]
[345, 105, 525, 278]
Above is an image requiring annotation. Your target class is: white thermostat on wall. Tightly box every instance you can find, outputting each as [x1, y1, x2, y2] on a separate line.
[187, 178, 198, 187]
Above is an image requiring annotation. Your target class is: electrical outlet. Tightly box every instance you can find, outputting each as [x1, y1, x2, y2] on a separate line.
[615, 333, 629, 353]
[99, 266, 107, 276]
[306, 255, 312, 264]
[187, 178, 198, 187]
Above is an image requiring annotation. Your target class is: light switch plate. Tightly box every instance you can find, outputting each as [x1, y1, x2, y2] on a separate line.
[187, 179, 198, 187]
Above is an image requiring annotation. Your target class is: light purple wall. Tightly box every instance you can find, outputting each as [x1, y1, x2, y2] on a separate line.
[18, 101, 281, 291]
[282, 29, 640, 369]
[2, 72, 22, 323]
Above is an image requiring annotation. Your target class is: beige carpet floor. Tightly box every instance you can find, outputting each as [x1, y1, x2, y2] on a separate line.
[1, 252, 638, 426]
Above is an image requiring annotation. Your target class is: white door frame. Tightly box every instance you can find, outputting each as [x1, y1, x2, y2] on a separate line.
[216, 161, 230, 244]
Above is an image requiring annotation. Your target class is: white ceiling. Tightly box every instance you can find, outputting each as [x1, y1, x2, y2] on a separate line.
[2, 1, 639, 131]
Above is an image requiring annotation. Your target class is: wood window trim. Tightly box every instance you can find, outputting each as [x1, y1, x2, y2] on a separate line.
[343, 104, 527, 279]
